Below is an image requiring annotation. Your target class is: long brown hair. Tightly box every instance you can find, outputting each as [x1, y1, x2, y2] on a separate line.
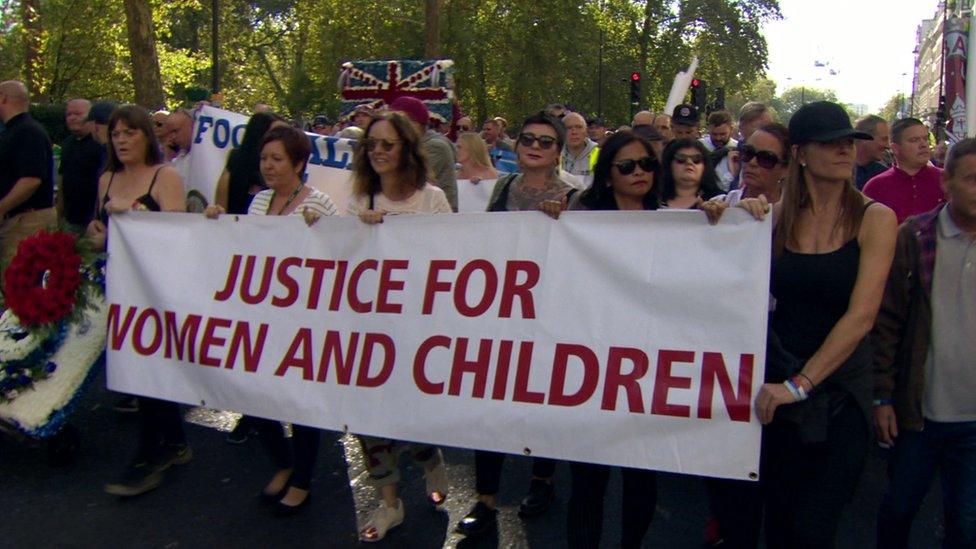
[352, 111, 428, 197]
[106, 104, 163, 172]
[774, 143, 866, 256]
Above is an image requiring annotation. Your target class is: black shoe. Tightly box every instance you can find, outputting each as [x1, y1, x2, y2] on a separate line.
[518, 478, 554, 518]
[103, 444, 193, 497]
[113, 396, 140, 414]
[258, 485, 290, 506]
[273, 493, 311, 517]
[226, 419, 256, 444]
[455, 501, 497, 537]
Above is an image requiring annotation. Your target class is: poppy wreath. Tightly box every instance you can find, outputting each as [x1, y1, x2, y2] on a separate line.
[3, 231, 83, 327]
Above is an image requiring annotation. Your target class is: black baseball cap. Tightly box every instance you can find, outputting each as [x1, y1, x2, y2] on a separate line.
[789, 101, 872, 144]
[312, 114, 331, 126]
[86, 101, 117, 124]
[672, 103, 699, 126]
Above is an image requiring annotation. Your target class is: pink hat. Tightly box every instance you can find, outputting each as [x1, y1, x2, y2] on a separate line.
[388, 96, 430, 126]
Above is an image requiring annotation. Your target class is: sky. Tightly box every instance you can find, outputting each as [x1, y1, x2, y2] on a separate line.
[762, 0, 942, 112]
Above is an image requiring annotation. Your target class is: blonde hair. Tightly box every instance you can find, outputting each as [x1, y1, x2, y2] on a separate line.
[457, 132, 493, 171]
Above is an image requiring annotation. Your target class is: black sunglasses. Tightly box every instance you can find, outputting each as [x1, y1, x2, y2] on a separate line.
[518, 132, 558, 150]
[362, 138, 401, 152]
[739, 144, 781, 169]
[673, 152, 704, 165]
[458, 125, 471, 131]
[614, 156, 658, 175]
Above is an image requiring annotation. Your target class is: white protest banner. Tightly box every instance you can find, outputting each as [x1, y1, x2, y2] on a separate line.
[186, 106, 356, 213]
[106, 210, 770, 480]
[456, 178, 497, 213]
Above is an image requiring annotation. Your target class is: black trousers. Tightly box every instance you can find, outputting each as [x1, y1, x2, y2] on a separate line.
[566, 462, 657, 549]
[474, 450, 556, 495]
[710, 398, 868, 549]
[253, 418, 321, 491]
[137, 397, 185, 458]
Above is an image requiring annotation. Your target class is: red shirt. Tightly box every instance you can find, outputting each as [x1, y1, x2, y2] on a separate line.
[862, 164, 945, 223]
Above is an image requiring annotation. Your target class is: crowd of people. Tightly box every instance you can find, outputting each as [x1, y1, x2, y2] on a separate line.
[0, 75, 973, 548]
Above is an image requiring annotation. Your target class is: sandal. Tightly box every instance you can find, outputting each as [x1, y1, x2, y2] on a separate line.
[359, 499, 404, 543]
[424, 453, 449, 506]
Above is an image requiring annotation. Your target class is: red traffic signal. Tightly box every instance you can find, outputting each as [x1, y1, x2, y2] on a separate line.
[691, 78, 701, 88]
[630, 71, 641, 82]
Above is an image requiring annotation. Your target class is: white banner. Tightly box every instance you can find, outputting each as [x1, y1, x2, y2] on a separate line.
[106, 209, 770, 480]
[186, 106, 356, 213]
[456, 178, 497, 213]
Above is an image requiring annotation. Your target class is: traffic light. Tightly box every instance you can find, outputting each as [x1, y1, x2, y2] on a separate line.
[630, 71, 641, 105]
[691, 78, 707, 112]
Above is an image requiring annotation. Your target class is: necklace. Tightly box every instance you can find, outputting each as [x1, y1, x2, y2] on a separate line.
[273, 183, 303, 216]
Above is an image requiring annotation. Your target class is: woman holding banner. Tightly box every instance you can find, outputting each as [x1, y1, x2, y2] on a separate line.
[88, 105, 190, 498]
[658, 138, 722, 209]
[704, 101, 897, 548]
[537, 130, 661, 548]
[456, 112, 575, 539]
[205, 125, 337, 516]
[346, 111, 450, 543]
[214, 111, 287, 215]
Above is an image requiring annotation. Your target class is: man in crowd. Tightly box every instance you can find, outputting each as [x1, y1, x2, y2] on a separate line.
[671, 104, 700, 140]
[311, 114, 332, 136]
[456, 115, 474, 133]
[561, 112, 599, 187]
[389, 96, 458, 212]
[873, 137, 976, 549]
[493, 117, 515, 149]
[631, 110, 654, 127]
[352, 105, 374, 129]
[86, 101, 116, 146]
[545, 104, 567, 119]
[253, 102, 272, 113]
[481, 118, 512, 154]
[0, 81, 57, 305]
[587, 117, 609, 147]
[736, 102, 772, 141]
[166, 109, 195, 183]
[58, 98, 104, 231]
[854, 114, 891, 190]
[863, 118, 944, 223]
[700, 110, 738, 191]
[650, 113, 674, 144]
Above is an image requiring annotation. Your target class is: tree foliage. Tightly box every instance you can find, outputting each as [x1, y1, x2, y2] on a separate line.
[0, 0, 782, 125]
[879, 93, 908, 122]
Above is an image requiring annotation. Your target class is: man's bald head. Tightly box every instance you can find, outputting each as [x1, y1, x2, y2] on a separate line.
[0, 80, 29, 122]
[631, 110, 654, 126]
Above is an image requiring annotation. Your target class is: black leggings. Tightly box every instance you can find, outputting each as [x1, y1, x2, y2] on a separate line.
[137, 397, 185, 458]
[710, 398, 868, 549]
[567, 462, 657, 549]
[474, 450, 556, 495]
[253, 418, 321, 491]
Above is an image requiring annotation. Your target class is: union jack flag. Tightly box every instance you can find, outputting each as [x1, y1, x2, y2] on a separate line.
[338, 59, 456, 124]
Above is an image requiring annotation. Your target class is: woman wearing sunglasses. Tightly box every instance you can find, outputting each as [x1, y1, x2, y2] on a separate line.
[659, 138, 722, 209]
[719, 123, 790, 206]
[203, 125, 338, 517]
[346, 110, 451, 543]
[456, 112, 576, 539]
[703, 102, 897, 548]
[538, 131, 662, 547]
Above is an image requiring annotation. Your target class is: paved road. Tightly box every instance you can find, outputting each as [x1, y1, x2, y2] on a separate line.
[1, 381, 944, 547]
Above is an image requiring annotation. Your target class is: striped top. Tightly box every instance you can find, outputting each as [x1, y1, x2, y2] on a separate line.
[248, 187, 338, 217]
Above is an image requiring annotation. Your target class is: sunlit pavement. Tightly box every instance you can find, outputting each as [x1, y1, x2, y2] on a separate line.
[1, 381, 943, 548]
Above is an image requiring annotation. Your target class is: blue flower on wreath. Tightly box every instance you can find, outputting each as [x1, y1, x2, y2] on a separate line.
[44, 361, 57, 374]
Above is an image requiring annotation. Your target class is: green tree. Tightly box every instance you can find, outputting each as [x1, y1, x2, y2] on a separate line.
[879, 93, 908, 122]
[772, 86, 840, 123]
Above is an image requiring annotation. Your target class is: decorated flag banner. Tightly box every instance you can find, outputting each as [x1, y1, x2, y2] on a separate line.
[106, 209, 770, 481]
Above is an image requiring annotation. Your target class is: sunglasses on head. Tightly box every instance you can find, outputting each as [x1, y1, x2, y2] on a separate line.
[458, 125, 471, 131]
[614, 156, 658, 175]
[739, 144, 781, 169]
[518, 132, 558, 150]
[673, 152, 704, 165]
[362, 138, 401, 152]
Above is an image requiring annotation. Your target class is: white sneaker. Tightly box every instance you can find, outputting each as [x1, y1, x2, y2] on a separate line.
[359, 499, 405, 543]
